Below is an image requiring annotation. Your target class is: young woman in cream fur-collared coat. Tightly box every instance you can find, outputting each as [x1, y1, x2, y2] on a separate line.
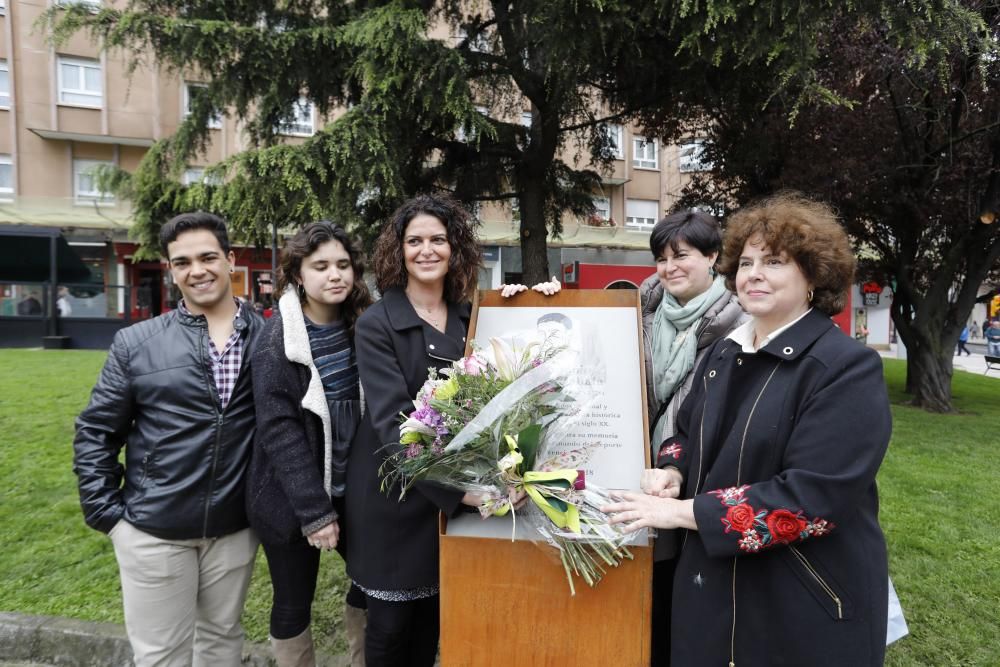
[246, 222, 372, 666]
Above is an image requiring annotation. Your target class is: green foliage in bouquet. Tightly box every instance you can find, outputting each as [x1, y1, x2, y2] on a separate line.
[379, 336, 636, 594]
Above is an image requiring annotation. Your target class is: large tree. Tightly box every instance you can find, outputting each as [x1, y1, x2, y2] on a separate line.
[673, 2, 999, 412]
[48, 1, 968, 283]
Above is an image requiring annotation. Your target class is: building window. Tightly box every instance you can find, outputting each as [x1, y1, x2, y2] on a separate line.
[0, 1, 5, 15]
[456, 26, 491, 53]
[58, 56, 102, 107]
[57, 0, 101, 8]
[625, 199, 659, 230]
[679, 139, 712, 173]
[73, 159, 115, 205]
[593, 197, 611, 221]
[632, 137, 658, 170]
[183, 167, 222, 186]
[183, 83, 222, 129]
[604, 124, 624, 159]
[278, 97, 314, 136]
[183, 168, 204, 185]
[0, 155, 13, 203]
[0, 61, 9, 109]
[457, 105, 490, 143]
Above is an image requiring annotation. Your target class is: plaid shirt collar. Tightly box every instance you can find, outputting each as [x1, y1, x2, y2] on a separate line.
[178, 298, 245, 408]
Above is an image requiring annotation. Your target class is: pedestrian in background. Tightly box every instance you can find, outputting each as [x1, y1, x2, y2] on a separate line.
[986, 319, 1000, 356]
[956, 325, 971, 356]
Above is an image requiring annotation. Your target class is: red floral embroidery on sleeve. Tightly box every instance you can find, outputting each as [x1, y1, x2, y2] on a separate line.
[708, 484, 836, 553]
[658, 442, 683, 461]
[709, 484, 750, 504]
[722, 503, 761, 534]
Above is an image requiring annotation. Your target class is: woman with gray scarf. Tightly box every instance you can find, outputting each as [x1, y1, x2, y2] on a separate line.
[639, 210, 745, 666]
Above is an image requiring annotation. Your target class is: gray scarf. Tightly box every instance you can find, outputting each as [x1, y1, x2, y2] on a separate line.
[651, 276, 728, 443]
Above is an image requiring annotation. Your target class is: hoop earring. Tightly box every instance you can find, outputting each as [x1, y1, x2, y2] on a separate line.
[297, 283, 306, 300]
[807, 289, 814, 303]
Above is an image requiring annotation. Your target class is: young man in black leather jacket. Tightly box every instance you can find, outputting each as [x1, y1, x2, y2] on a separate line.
[73, 212, 263, 666]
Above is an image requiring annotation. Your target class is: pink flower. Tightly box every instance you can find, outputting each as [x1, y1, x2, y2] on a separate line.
[459, 353, 487, 376]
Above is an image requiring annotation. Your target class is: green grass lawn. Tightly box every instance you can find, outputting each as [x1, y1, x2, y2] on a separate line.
[1, 349, 997, 664]
[0, 349, 348, 656]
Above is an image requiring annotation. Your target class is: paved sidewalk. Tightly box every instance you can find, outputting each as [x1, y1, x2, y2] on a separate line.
[877, 345, 999, 378]
[0, 612, 348, 667]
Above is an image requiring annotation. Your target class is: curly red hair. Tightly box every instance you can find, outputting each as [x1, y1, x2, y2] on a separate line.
[718, 193, 855, 315]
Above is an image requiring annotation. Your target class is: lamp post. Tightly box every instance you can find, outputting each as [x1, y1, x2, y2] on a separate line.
[271, 220, 278, 281]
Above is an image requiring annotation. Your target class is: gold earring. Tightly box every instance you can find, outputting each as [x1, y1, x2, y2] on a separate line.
[807, 289, 814, 302]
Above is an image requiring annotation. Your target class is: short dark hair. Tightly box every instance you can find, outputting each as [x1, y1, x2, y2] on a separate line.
[372, 194, 482, 303]
[276, 221, 373, 335]
[649, 210, 722, 259]
[718, 193, 855, 316]
[160, 212, 231, 258]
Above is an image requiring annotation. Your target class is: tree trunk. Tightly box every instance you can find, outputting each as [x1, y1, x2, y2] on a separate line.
[517, 178, 551, 285]
[894, 306, 957, 413]
[905, 340, 955, 412]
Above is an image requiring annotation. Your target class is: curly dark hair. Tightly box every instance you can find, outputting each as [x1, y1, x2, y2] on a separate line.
[276, 221, 373, 335]
[371, 194, 482, 303]
[718, 193, 855, 316]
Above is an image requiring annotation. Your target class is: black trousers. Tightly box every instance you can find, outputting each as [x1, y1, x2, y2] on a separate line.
[651, 558, 676, 667]
[364, 594, 439, 667]
[261, 498, 366, 639]
[262, 538, 321, 639]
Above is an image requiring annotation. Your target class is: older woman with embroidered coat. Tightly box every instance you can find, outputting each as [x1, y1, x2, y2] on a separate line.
[606, 194, 891, 667]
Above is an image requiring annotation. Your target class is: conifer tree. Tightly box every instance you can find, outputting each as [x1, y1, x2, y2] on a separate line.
[47, 1, 972, 283]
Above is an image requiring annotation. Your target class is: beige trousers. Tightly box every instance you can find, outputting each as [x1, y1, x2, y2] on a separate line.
[110, 520, 259, 667]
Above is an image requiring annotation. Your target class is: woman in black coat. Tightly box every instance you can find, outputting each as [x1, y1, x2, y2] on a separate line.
[347, 194, 556, 666]
[605, 194, 892, 666]
[247, 222, 372, 666]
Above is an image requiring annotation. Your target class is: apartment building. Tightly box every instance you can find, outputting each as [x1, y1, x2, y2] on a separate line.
[0, 0, 319, 338]
[0, 1, 713, 347]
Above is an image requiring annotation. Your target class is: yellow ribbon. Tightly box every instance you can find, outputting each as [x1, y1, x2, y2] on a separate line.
[522, 470, 581, 533]
[492, 434, 581, 533]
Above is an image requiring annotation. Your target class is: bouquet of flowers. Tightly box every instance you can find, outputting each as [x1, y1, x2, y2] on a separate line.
[380, 332, 635, 594]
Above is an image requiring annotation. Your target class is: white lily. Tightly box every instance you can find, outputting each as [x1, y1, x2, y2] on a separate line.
[489, 336, 539, 382]
[399, 417, 436, 437]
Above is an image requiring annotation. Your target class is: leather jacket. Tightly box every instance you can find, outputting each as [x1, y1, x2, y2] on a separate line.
[73, 302, 263, 540]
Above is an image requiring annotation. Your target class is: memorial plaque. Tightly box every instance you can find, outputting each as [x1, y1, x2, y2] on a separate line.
[445, 290, 649, 543]
[439, 289, 653, 666]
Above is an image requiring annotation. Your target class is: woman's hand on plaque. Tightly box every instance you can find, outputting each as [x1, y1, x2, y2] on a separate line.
[640, 467, 683, 499]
